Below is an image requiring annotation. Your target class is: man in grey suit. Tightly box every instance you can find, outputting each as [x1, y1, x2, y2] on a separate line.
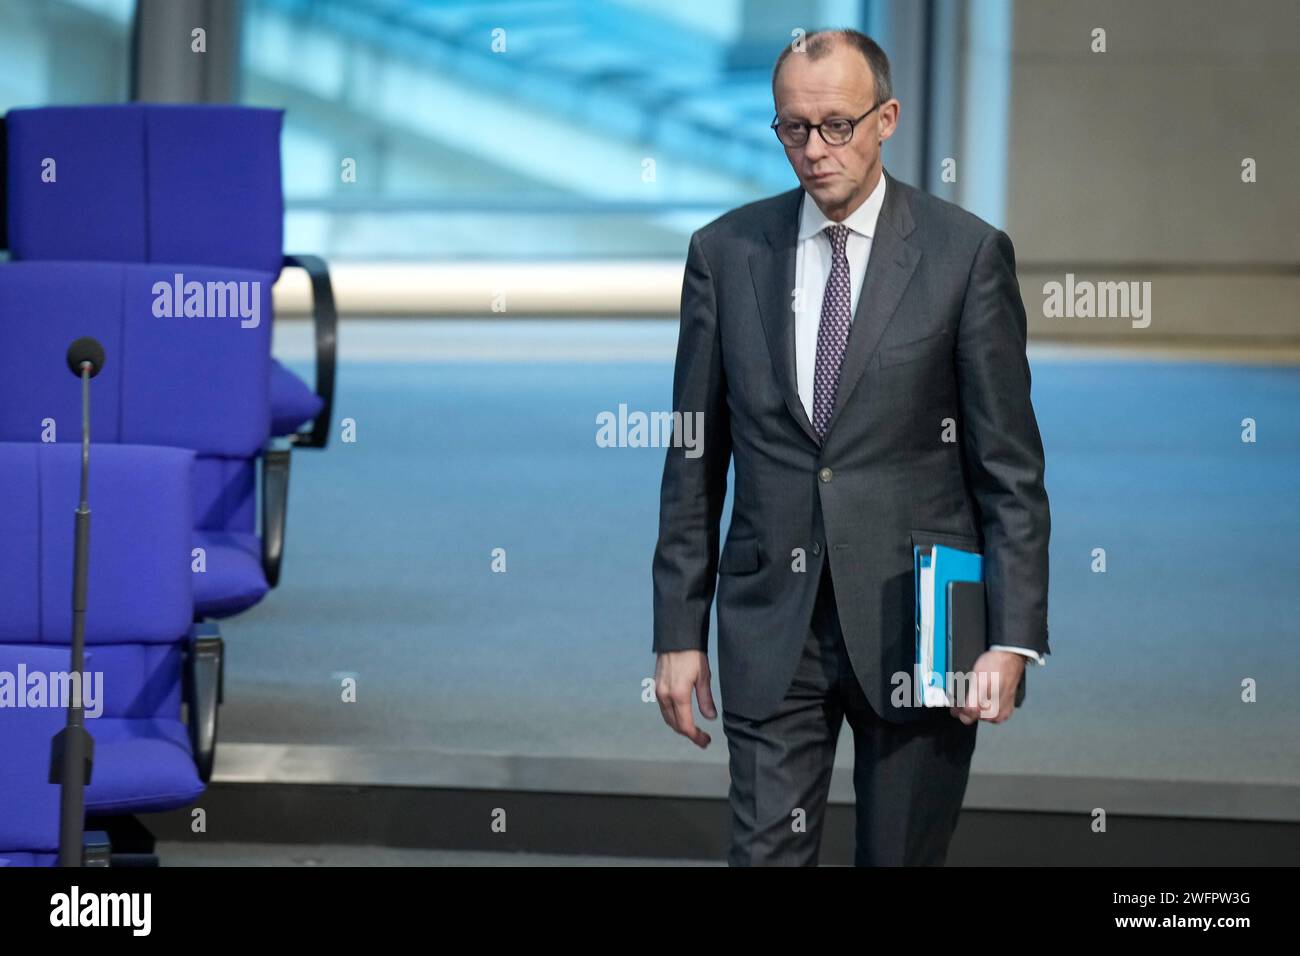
[651, 29, 1050, 866]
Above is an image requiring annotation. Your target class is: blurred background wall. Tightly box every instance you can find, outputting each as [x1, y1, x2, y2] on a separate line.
[2, 0, 1295, 339]
[1003, 0, 1300, 342]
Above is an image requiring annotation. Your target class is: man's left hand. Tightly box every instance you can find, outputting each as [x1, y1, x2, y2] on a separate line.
[949, 650, 1026, 725]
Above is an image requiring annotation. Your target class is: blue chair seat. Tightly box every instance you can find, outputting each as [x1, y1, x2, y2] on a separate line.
[194, 530, 268, 618]
[0, 852, 56, 867]
[271, 359, 324, 436]
[83, 717, 204, 814]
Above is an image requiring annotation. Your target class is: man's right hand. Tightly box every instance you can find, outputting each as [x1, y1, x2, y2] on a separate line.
[655, 650, 717, 749]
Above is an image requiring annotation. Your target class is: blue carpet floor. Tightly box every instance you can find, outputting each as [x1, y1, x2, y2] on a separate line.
[220, 332, 1300, 786]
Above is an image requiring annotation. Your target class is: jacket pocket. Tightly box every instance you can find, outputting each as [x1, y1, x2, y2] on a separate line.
[718, 536, 761, 574]
[910, 527, 981, 554]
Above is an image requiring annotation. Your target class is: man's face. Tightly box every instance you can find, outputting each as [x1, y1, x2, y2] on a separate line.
[773, 43, 898, 220]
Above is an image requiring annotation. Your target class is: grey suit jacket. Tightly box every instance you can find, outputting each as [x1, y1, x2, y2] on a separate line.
[652, 170, 1050, 724]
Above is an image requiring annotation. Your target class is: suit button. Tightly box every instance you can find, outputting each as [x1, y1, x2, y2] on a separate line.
[812, 542, 822, 555]
[819, 467, 833, 483]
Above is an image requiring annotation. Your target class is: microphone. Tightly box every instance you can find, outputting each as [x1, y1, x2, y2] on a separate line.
[66, 337, 106, 378]
[50, 337, 104, 866]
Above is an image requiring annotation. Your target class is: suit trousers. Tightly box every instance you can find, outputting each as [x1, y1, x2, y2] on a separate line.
[722, 560, 979, 866]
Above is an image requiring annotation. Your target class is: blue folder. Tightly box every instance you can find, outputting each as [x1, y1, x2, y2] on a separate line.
[914, 543, 984, 705]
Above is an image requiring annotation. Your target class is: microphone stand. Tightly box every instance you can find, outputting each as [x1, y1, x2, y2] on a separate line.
[49, 360, 96, 867]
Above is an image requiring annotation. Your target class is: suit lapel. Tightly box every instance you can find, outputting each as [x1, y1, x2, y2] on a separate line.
[750, 187, 820, 446]
[825, 170, 921, 434]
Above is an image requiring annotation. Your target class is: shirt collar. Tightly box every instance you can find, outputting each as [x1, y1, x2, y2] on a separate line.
[797, 172, 887, 243]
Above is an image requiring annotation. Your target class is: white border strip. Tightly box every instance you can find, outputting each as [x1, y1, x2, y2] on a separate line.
[213, 743, 1300, 823]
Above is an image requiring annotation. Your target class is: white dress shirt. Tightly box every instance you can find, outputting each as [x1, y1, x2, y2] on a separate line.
[792, 175, 1044, 669]
[793, 173, 886, 424]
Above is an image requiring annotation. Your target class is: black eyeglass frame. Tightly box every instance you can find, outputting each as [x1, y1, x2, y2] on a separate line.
[770, 101, 883, 147]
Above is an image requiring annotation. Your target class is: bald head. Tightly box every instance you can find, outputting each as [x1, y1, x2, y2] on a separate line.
[772, 29, 892, 104]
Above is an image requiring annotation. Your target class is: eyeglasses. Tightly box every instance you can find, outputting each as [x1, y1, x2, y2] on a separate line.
[770, 102, 881, 148]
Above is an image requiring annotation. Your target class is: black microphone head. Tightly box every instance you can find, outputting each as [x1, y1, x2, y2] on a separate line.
[67, 337, 106, 378]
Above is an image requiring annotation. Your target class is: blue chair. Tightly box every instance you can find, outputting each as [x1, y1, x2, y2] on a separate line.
[1, 104, 336, 600]
[0, 442, 217, 858]
[1, 102, 335, 448]
[0, 260, 275, 617]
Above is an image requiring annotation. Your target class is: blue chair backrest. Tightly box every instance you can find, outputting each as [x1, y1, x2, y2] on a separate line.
[5, 104, 284, 275]
[0, 442, 195, 647]
[0, 260, 272, 458]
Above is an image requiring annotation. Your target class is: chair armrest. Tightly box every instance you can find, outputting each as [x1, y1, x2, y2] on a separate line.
[260, 446, 291, 588]
[184, 622, 224, 784]
[282, 253, 337, 449]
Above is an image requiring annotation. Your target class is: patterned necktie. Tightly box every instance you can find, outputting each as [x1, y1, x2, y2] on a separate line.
[812, 223, 852, 440]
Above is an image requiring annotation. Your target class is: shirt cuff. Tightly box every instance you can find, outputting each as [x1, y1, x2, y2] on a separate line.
[989, 644, 1046, 666]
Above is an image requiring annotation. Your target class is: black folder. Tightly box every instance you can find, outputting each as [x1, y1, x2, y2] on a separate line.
[947, 580, 1026, 708]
